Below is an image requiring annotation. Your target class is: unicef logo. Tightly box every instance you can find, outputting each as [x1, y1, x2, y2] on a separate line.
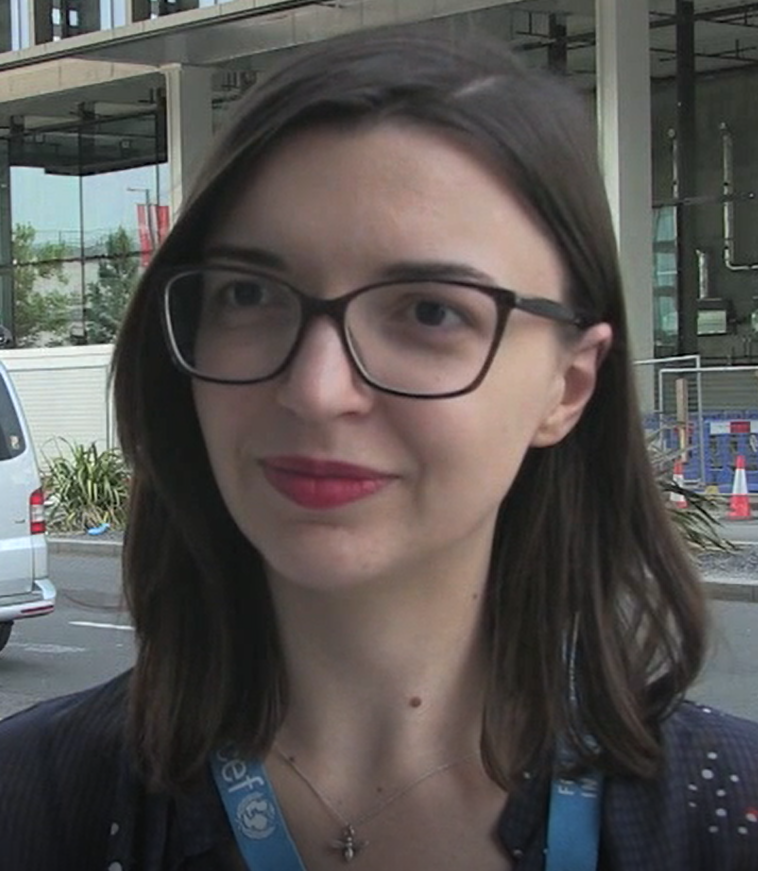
[235, 791, 277, 840]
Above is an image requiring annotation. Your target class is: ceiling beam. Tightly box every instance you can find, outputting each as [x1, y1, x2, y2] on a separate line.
[650, 3, 758, 28]
[518, 3, 758, 57]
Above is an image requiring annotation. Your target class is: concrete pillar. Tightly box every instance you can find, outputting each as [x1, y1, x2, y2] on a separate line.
[130, 0, 150, 22]
[30, 0, 53, 45]
[0, 0, 11, 52]
[0, 140, 13, 336]
[547, 14, 568, 74]
[75, 0, 102, 35]
[135, 0, 200, 17]
[163, 64, 214, 223]
[675, 0, 699, 355]
[596, 0, 655, 403]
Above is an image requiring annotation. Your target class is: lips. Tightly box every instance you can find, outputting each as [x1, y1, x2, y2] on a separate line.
[260, 456, 395, 509]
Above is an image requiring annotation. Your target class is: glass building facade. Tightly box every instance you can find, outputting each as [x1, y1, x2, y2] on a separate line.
[0, 100, 168, 346]
[3, 1, 241, 47]
[0, 2, 262, 347]
[1, 1, 758, 362]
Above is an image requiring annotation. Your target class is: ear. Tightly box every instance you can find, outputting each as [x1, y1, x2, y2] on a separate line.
[531, 323, 613, 448]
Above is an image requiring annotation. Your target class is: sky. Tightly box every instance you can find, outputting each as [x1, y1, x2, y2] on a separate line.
[11, 162, 168, 249]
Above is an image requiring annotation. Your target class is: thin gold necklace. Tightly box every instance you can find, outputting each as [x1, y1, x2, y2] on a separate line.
[274, 744, 477, 863]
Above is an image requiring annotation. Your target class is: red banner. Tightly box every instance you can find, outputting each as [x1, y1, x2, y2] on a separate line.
[137, 204, 170, 267]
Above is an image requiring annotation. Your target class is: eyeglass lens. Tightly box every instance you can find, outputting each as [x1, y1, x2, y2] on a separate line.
[166, 268, 501, 396]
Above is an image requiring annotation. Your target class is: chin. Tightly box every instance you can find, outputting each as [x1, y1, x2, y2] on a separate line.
[267, 542, 408, 597]
[265, 557, 392, 596]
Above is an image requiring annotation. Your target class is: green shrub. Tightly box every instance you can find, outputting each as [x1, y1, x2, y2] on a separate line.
[648, 431, 733, 553]
[43, 440, 129, 532]
[660, 480, 734, 552]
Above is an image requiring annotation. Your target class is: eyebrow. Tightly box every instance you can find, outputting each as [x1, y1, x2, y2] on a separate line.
[378, 260, 497, 286]
[204, 244, 287, 271]
[203, 244, 498, 287]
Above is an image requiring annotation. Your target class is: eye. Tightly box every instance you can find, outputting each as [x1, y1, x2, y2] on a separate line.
[360, 282, 490, 339]
[221, 278, 272, 308]
[208, 274, 294, 318]
[411, 299, 464, 328]
[200, 272, 297, 333]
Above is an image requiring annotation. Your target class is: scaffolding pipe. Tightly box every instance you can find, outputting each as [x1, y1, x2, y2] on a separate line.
[668, 128, 679, 200]
[721, 122, 758, 271]
[697, 248, 710, 298]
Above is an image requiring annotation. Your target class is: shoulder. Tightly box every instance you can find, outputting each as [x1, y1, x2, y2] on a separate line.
[0, 671, 132, 871]
[0, 669, 130, 769]
[661, 700, 758, 806]
[603, 701, 758, 870]
[664, 699, 758, 748]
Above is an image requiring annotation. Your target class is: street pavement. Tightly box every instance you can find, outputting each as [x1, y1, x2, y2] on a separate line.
[1, 540, 757, 724]
[0, 552, 133, 720]
[718, 517, 758, 546]
[47, 520, 758, 602]
[691, 600, 758, 722]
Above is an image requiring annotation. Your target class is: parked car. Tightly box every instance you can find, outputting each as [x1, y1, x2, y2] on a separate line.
[0, 360, 56, 652]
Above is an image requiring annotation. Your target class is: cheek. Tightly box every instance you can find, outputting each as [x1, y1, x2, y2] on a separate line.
[192, 384, 253, 481]
[403, 392, 541, 490]
[411, 364, 562, 496]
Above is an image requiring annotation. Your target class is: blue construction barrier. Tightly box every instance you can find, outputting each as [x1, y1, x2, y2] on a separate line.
[645, 411, 758, 493]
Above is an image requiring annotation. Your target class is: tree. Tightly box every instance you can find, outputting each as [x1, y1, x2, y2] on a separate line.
[85, 227, 139, 344]
[11, 224, 71, 347]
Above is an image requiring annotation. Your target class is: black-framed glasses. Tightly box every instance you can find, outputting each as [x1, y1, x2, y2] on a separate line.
[162, 266, 598, 399]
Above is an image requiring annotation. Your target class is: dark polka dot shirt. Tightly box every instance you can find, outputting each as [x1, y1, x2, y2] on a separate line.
[1, 673, 757, 869]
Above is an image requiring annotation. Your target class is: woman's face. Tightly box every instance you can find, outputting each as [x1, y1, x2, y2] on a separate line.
[193, 123, 610, 594]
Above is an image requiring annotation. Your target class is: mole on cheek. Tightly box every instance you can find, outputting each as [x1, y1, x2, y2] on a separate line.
[409, 696, 423, 708]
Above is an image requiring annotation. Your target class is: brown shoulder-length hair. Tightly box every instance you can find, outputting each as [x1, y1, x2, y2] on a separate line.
[112, 24, 707, 792]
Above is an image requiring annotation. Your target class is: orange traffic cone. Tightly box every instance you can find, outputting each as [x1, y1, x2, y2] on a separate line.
[727, 455, 752, 520]
[670, 459, 688, 509]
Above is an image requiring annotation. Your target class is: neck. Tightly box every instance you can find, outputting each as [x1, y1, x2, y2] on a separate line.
[268, 565, 489, 781]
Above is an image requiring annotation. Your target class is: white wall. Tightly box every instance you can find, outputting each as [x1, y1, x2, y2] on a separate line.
[0, 343, 115, 467]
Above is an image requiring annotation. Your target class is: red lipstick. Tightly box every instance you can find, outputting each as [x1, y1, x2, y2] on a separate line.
[260, 456, 395, 509]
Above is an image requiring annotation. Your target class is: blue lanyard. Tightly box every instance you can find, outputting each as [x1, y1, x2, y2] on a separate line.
[545, 764, 603, 871]
[211, 747, 602, 871]
[211, 746, 307, 871]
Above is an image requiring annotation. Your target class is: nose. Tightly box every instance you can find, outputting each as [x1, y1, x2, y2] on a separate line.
[275, 317, 374, 420]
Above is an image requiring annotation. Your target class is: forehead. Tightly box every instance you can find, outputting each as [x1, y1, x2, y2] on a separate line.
[205, 122, 565, 294]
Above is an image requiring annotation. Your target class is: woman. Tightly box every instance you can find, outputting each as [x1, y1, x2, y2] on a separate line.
[1, 25, 757, 871]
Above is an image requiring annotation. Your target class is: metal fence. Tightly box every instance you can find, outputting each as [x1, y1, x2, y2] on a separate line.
[635, 355, 758, 492]
[3, 344, 758, 493]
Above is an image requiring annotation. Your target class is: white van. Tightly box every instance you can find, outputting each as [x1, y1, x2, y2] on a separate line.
[0, 360, 56, 652]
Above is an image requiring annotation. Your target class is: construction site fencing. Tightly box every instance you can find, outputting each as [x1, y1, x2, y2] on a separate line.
[635, 356, 758, 493]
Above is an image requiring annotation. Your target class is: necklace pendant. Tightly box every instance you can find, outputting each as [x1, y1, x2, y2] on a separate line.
[332, 824, 368, 863]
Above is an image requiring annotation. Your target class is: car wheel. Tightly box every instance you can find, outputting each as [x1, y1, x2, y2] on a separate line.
[0, 622, 13, 652]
